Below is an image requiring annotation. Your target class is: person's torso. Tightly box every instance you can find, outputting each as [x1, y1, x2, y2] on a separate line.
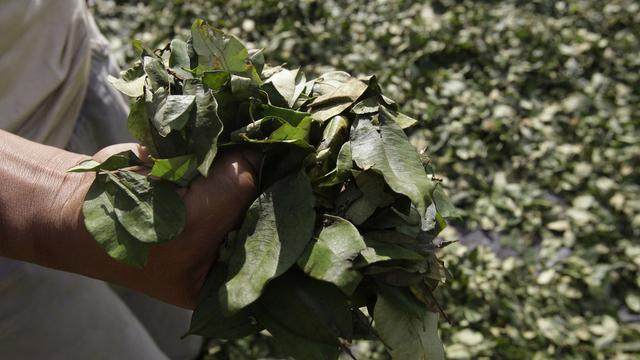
[0, 0, 93, 147]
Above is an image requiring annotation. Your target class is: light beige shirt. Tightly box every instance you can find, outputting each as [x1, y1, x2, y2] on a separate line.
[0, 0, 94, 147]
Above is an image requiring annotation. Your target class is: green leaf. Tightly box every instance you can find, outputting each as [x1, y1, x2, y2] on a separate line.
[254, 310, 339, 360]
[121, 61, 146, 82]
[362, 230, 434, 257]
[359, 242, 425, 266]
[317, 115, 348, 154]
[351, 96, 380, 115]
[150, 154, 198, 186]
[350, 106, 434, 218]
[310, 77, 369, 122]
[264, 68, 307, 108]
[145, 87, 189, 158]
[107, 62, 145, 98]
[374, 286, 445, 360]
[433, 212, 448, 236]
[298, 215, 366, 295]
[309, 71, 352, 96]
[143, 56, 169, 90]
[152, 95, 196, 136]
[219, 170, 315, 314]
[317, 141, 353, 187]
[229, 116, 278, 141]
[335, 141, 353, 176]
[394, 111, 419, 129]
[189, 89, 224, 176]
[188, 263, 262, 339]
[269, 116, 313, 147]
[420, 203, 439, 233]
[432, 184, 462, 219]
[82, 174, 149, 267]
[253, 271, 352, 360]
[259, 145, 312, 190]
[345, 171, 395, 225]
[202, 70, 230, 91]
[371, 267, 428, 283]
[248, 48, 265, 75]
[108, 76, 145, 98]
[191, 19, 259, 81]
[127, 96, 157, 155]
[362, 202, 421, 235]
[132, 39, 158, 58]
[168, 39, 192, 79]
[359, 104, 416, 129]
[67, 150, 142, 173]
[233, 115, 313, 149]
[260, 104, 311, 126]
[110, 171, 185, 244]
[230, 74, 259, 98]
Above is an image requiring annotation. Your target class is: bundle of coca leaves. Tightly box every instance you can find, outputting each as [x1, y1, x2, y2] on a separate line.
[69, 19, 459, 360]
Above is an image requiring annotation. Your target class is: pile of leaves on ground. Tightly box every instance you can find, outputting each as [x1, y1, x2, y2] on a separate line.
[93, 0, 640, 359]
[70, 19, 459, 360]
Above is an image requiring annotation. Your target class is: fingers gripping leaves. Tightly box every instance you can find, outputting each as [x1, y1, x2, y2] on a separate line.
[70, 20, 460, 360]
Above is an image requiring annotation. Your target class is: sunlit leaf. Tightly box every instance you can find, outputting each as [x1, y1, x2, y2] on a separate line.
[220, 170, 315, 314]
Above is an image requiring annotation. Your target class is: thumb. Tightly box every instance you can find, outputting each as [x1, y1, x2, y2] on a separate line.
[183, 149, 260, 234]
[93, 143, 152, 164]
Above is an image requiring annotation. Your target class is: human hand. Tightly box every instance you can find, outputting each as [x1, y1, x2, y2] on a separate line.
[0, 130, 258, 310]
[85, 143, 259, 309]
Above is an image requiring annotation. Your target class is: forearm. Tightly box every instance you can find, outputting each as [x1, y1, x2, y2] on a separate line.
[0, 130, 88, 259]
[0, 131, 142, 291]
[0, 130, 257, 309]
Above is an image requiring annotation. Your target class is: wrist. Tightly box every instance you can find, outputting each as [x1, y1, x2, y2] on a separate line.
[0, 130, 91, 262]
[24, 152, 94, 264]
